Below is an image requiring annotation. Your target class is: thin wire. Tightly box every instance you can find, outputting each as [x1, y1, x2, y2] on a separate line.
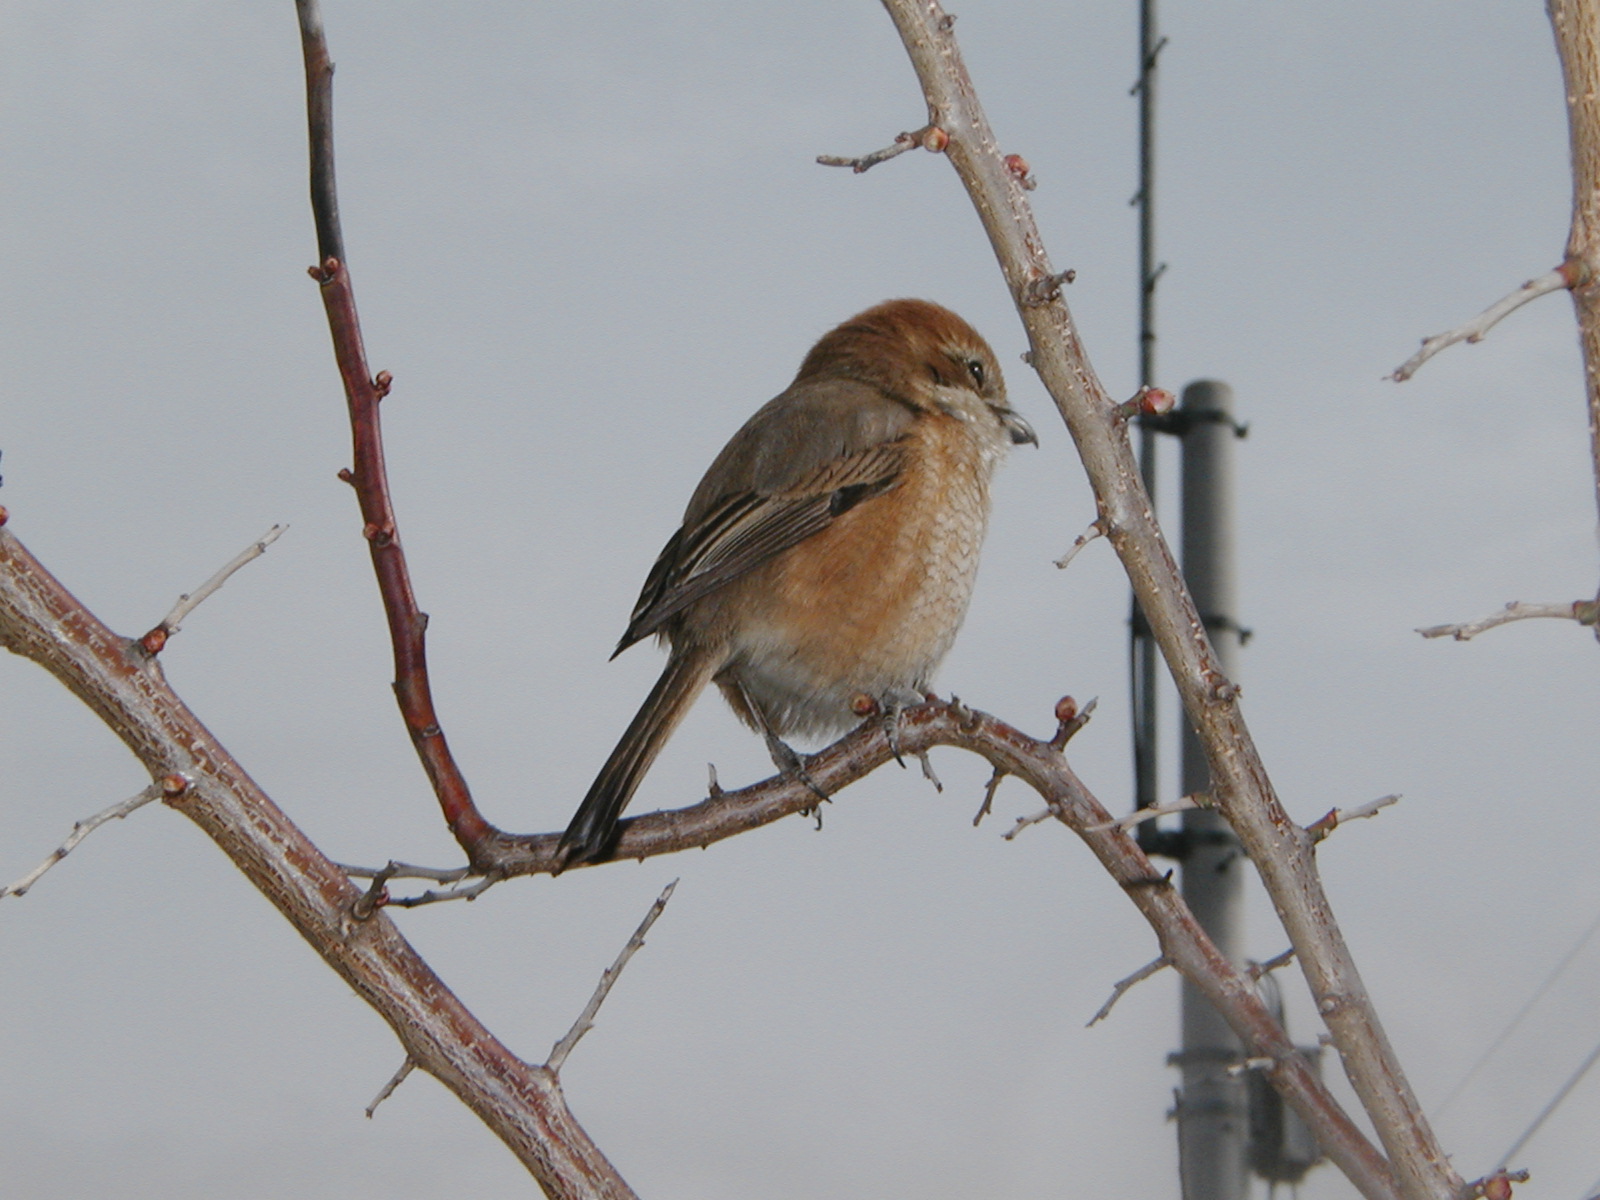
[1494, 1031, 1600, 1171]
[1436, 904, 1600, 1117]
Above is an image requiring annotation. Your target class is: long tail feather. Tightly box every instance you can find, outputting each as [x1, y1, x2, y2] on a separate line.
[556, 649, 715, 868]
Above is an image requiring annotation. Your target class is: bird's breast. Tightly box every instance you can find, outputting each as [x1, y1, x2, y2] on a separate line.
[721, 413, 1000, 739]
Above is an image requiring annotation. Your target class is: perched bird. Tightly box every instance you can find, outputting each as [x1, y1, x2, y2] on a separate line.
[557, 299, 1035, 866]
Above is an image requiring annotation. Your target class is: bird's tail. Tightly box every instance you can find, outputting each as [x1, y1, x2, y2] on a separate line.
[556, 648, 716, 869]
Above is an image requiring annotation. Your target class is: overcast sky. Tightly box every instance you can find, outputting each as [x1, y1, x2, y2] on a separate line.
[3, 3, 1598, 1198]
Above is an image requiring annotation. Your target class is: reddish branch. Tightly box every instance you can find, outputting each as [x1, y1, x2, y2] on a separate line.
[297, 0, 498, 859]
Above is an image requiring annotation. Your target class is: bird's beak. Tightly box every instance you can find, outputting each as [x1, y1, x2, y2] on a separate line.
[1002, 408, 1038, 447]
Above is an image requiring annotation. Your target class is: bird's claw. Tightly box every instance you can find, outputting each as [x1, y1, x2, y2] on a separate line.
[764, 731, 830, 806]
[877, 687, 924, 767]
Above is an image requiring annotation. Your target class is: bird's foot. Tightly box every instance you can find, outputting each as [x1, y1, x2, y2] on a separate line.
[763, 730, 830, 807]
[877, 686, 926, 767]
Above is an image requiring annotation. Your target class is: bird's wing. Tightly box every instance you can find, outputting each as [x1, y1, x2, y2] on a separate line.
[614, 380, 913, 654]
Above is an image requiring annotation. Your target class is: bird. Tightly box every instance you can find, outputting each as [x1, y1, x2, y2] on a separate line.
[556, 298, 1036, 867]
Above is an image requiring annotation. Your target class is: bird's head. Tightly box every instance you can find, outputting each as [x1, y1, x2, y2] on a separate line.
[795, 298, 1037, 447]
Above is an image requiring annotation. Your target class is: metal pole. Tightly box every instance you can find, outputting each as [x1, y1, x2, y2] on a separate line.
[1174, 379, 1248, 1200]
[1131, 0, 1168, 837]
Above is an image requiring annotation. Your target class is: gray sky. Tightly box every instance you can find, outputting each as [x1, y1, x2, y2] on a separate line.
[3, 2, 1597, 1197]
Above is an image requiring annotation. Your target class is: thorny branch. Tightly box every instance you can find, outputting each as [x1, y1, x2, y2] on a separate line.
[0, 507, 1383, 1196]
[868, 3, 1450, 1198]
[0, 520, 637, 1200]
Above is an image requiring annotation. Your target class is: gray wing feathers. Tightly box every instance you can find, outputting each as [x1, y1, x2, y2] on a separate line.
[615, 380, 913, 652]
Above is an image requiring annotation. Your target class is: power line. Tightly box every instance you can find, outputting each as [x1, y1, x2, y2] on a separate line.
[1435, 904, 1600, 1118]
[1494, 1029, 1600, 1171]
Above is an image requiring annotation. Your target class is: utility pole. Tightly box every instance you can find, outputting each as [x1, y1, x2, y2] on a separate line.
[1173, 380, 1249, 1200]
[1127, 12, 1268, 1197]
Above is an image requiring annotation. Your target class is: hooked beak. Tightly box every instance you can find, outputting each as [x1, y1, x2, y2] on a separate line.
[1002, 408, 1038, 447]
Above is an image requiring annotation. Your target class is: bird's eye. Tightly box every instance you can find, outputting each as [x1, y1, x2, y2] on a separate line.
[966, 359, 986, 389]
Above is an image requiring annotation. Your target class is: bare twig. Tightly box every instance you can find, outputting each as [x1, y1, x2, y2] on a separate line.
[1250, 948, 1297, 980]
[365, 1056, 415, 1118]
[0, 781, 169, 898]
[351, 860, 405, 920]
[335, 859, 498, 906]
[1003, 806, 1055, 839]
[1088, 956, 1169, 1026]
[817, 123, 947, 173]
[387, 875, 500, 907]
[972, 766, 1006, 825]
[1389, 266, 1574, 382]
[140, 525, 286, 652]
[1092, 793, 1203, 834]
[547, 880, 679, 1074]
[1053, 518, 1106, 569]
[1417, 599, 1599, 641]
[1307, 795, 1401, 844]
[338, 860, 473, 882]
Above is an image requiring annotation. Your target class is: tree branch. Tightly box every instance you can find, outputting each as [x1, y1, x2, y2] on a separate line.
[0, 524, 634, 1200]
[1088, 956, 1169, 1027]
[296, 0, 499, 861]
[140, 525, 287, 653]
[547, 880, 678, 1074]
[1417, 598, 1600, 641]
[0, 513, 1391, 1198]
[1549, 0, 1600, 539]
[1388, 266, 1574, 382]
[0, 780, 169, 899]
[867, 3, 1453, 1197]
